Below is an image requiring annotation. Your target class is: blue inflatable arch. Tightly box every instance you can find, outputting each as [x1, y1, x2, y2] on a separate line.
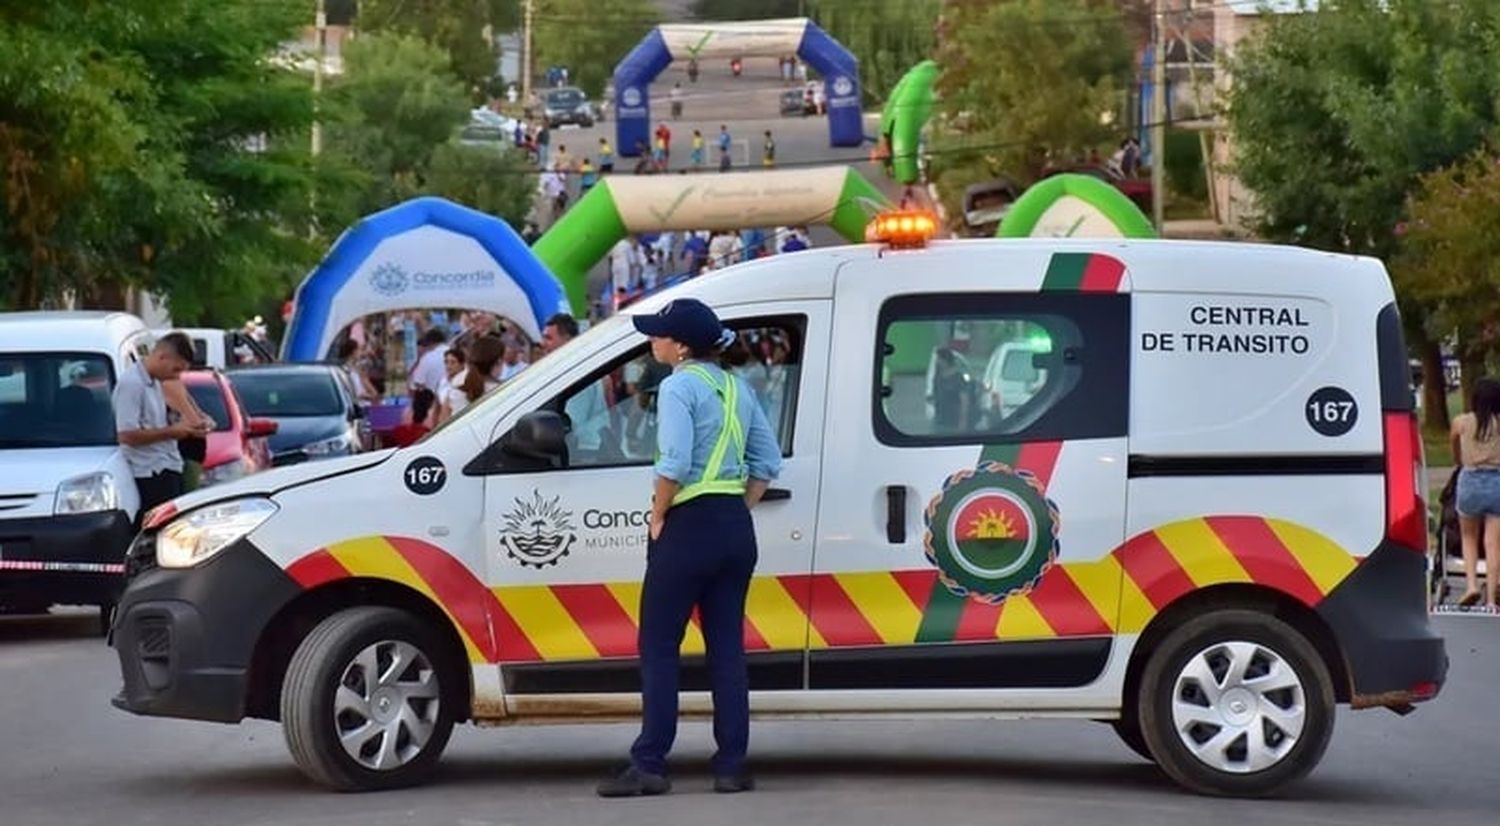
[283, 197, 569, 362]
[613, 18, 862, 157]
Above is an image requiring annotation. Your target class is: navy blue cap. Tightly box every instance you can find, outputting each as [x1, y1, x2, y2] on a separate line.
[632, 298, 732, 350]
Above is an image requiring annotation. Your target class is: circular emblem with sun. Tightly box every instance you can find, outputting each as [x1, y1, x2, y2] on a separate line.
[923, 461, 1061, 603]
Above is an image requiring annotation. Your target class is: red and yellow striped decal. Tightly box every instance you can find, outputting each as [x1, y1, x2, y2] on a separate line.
[283, 515, 1359, 664]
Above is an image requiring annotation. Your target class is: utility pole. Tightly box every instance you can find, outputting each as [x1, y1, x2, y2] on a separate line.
[521, 0, 534, 106]
[1151, 0, 1167, 232]
[312, 0, 327, 157]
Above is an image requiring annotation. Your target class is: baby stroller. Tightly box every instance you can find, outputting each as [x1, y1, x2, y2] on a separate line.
[1430, 471, 1490, 606]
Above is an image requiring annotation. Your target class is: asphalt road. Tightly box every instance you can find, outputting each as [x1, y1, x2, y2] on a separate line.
[1, 611, 1496, 826]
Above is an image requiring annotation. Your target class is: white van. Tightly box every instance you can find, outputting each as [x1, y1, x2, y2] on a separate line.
[110, 234, 1446, 797]
[0, 312, 152, 621]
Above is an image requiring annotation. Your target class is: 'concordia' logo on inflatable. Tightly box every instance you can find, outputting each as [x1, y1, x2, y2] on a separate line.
[832, 76, 855, 97]
[366, 260, 497, 296]
[622, 87, 643, 108]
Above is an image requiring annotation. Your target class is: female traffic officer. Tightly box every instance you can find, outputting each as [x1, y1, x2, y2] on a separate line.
[597, 298, 782, 798]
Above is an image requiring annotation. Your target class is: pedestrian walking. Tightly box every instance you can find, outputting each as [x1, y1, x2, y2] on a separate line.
[670, 83, 684, 120]
[1451, 377, 1500, 610]
[690, 129, 705, 170]
[718, 125, 733, 172]
[535, 123, 551, 168]
[113, 332, 204, 524]
[595, 298, 781, 798]
[579, 158, 598, 194]
[599, 137, 615, 173]
[761, 130, 776, 169]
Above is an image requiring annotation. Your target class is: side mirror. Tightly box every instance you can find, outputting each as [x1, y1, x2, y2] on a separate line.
[246, 418, 279, 438]
[348, 404, 366, 422]
[463, 410, 568, 475]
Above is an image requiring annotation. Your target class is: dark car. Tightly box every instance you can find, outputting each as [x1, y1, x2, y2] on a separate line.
[225, 365, 370, 467]
[542, 86, 595, 129]
[181, 370, 277, 486]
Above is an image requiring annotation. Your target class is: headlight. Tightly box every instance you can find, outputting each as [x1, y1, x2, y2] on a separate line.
[202, 458, 247, 486]
[302, 433, 353, 457]
[157, 498, 278, 569]
[55, 472, 118, 515]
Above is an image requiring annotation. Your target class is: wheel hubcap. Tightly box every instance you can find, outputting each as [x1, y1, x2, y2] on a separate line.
[334, 640, 441, 771]
[1170, 640, 1306, 774]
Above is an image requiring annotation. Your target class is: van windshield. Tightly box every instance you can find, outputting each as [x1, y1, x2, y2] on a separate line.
[0, 352, 117, 449]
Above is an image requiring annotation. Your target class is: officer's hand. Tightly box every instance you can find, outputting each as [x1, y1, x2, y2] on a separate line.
[649, 512, 665, 541]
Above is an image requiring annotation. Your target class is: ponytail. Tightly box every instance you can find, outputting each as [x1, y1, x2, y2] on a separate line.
[464, 337, 505, 402]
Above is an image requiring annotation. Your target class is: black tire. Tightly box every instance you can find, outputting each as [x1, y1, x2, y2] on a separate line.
[281, 607, 458, 792]
[1136, 609, 1335, 797]
[1111, 717, 1155, 762]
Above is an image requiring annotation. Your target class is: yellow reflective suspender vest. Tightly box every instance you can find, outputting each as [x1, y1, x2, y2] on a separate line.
[670, 364, 748, 506]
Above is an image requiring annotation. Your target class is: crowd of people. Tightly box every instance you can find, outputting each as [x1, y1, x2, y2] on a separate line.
[599, 225, 811, 318]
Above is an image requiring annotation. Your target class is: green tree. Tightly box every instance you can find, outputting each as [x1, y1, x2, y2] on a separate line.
[0, 0, 333, 325]
[1224, 0, 1500, 430]
[427, 144, 536, 227]
[532, 0, 660, 98]
[1393, 150, 1500, 401]
[691, 0, 800, 19]
[812, 0, 941, 104]
[359, 0, 520, 97]
[929, 0, 1131, 209]
[325, 32, 534, 230]
[326, 33, 473, 217]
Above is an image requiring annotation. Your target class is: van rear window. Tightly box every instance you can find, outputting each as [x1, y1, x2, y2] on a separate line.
[874, 293, 1129, 447]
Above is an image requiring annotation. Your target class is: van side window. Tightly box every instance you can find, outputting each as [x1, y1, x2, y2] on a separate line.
[875, 293, 1128, 446]
[545, 316, 805, 470]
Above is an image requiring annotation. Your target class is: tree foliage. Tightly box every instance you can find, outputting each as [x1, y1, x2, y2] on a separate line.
[0, 0, 328, 325]
[359, 0, 519, 96]
[324, 33, 534, 229]
[692, 0, 800, 19]
[930, 0, 1131, 206]
[532, 0, 660, 98]
[812, 0, 941, 105]
[1224, 0, 1500, 262]
[1393, 150, 1500, 385]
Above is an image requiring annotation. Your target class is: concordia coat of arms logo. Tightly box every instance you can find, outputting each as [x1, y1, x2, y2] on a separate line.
[368, 262, 409, 297]
[500, 490, 577, 568]
[923, 460, 1061, 604]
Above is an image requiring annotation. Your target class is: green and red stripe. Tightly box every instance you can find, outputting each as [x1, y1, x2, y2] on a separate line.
[1041, 253, 1126, 293]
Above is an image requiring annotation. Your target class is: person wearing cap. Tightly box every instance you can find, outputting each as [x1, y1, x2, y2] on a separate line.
[597, 298, 782, 798]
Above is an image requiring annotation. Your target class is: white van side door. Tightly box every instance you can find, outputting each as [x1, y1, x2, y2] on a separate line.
[478, 301, 831, 693]
[809, 248, 1131, 697]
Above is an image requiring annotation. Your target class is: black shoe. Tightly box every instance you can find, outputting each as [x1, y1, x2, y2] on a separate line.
[713, 772, 755, 794]
[597, 765, 671, 798]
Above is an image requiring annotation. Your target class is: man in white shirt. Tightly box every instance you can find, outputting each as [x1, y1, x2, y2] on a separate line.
[113, 332, 204, 523]
[407, 327, 449, 425]
[707, 230, 742, 269]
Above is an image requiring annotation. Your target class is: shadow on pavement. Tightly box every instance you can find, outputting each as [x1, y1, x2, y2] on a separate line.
[159, 750, 1402, 805]
[0, 610, 103, 643]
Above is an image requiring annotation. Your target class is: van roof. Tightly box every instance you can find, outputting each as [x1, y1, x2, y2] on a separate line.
[0, 311, 147, 354]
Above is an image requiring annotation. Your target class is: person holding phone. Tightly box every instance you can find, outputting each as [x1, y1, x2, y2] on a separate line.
[114, 333, 209, 521]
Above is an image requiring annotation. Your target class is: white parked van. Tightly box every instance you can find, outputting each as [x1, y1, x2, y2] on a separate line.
[111, 233, 1446, 797]
[0, 312, 152, 620]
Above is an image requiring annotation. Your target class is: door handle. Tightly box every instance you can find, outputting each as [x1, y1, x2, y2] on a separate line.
[886, 485, 906, 544]
[762, 487, 792, 502]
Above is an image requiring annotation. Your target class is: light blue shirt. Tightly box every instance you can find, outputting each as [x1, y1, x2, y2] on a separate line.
[654, 361, 782, 485]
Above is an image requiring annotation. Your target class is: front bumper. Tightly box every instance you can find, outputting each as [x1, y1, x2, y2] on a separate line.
[1317, 540, 1448, 707]
[111, 537, 300, 723]
[0, 510, 134, 607]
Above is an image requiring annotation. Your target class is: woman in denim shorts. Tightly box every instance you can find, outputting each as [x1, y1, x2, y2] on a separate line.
[1450, 377, 1500, 609]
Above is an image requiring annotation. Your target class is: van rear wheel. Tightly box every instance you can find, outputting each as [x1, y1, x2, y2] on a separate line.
[281, 607, 457, 791]
[1137, 610, 1334, 797]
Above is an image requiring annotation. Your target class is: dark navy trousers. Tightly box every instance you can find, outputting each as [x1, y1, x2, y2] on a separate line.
[630, 494, 758, 776]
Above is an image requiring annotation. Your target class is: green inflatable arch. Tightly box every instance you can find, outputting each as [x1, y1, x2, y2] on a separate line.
[879, 60, 939, 186]
[997, 173, 1156, 239]
[534, 166, 890, 314]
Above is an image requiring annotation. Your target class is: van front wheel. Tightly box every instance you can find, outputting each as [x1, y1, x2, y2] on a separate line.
[1137, 610, 1335, 797]
[281, 607, 457, 791]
